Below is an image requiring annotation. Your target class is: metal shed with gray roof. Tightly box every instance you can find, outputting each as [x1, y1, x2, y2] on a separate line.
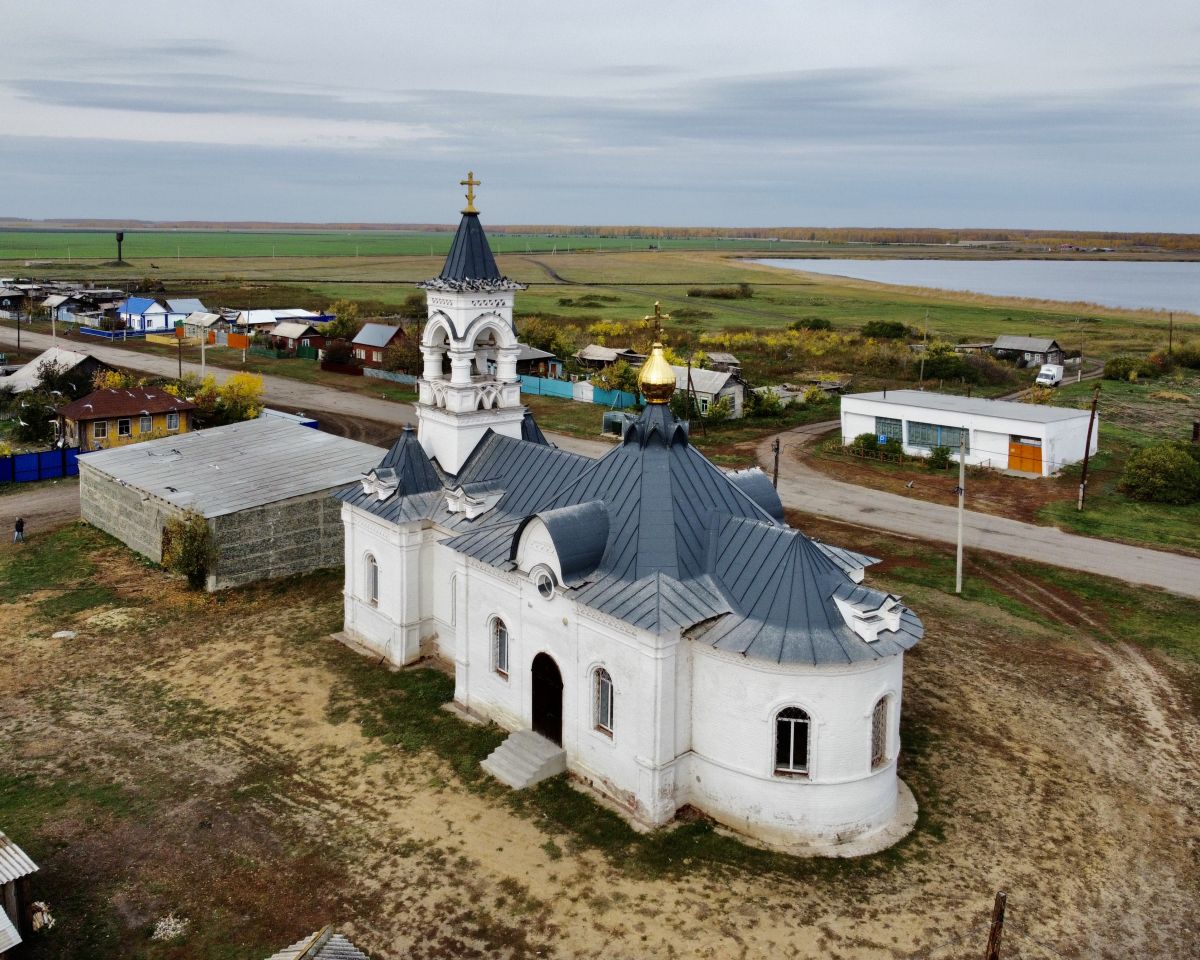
[79, 418, 385, 590]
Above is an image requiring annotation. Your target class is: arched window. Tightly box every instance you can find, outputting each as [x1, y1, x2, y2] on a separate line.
[364, 553, 378, 607]
[594, 668, 614, 736]
[871, 697, 889, 769]
[774, 707, 810, 776]
[492, 618, 509, 677]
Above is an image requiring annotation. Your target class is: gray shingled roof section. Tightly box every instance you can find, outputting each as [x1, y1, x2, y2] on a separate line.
[376, 426, 442, 494]
[727, 468, 784, 522]
[263, 928, 371, 960]
[846, 390, 1089, 423]
[352, 323, 402, 348]
[166, 298, 207, 314]
[672, 365, 733, 395]
[574, 571, 730, 633]
[82, 419, 386, 518]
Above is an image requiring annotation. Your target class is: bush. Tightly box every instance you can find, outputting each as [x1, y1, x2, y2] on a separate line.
[706, 396, 733, 422]
[382, 337, 422, 374]
[849, 433, 879, 454]
[1173, 340, 1200, 370]
[921, 341, 966, 380]
[324, 339, 354, 365]
[748, 389, 783, 417]
[1118, 442, 1200, 505]
[802, 385, 826, 405]
[790, 317, 832, 331]
[927, 446, 953, 470]
[1024, 385, 1056, 405]
[1103, 355, 1154, 381]
[860, 320, 910, 340]
[162, 511, 216, 589]
[1146, 349, 1176, 375]
[686, 283, 753, 300]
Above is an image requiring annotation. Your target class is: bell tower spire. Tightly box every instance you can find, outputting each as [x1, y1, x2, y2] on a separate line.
[414, 173, 529, 475]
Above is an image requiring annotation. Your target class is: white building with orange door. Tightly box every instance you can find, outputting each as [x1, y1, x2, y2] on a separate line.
[840, 390, 1097, 477]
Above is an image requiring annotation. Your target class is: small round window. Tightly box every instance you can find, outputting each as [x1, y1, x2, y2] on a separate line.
[535, 570, 555, 599]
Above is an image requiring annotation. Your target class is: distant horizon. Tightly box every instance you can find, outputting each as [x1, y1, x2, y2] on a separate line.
[2, 217, 1198, 241]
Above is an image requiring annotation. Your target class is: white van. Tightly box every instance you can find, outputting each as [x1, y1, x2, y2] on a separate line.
[1035, 364, 1064, 387]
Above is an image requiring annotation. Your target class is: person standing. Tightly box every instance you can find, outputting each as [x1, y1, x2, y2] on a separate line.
[13, 516, 24, 544]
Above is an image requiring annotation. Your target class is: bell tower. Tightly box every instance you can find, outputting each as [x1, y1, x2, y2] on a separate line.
[416, 173, 527, 474]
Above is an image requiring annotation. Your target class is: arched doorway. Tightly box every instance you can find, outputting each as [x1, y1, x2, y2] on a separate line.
[531, 653, 563, 745]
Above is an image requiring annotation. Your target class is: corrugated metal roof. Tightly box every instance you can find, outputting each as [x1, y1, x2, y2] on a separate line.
[166, 298, 207, 314]
[270, 321, 321, 340]
[992, 335, 1061, 352]
[351, 323, 402, 348]
[264, 927, 371, 960]
[121, 296, 161, 315]
[60, 386, 195, 420]
[845, 390, 1089, 424]
[81, 418, 385, 518]
[6, 346, 98, 393]
[673, 365, 733, 395]
[0, 830, 38, 883]
[184, 311, 223, 327]
[0, 910, 20, 953]
[727, 468, 784, 522]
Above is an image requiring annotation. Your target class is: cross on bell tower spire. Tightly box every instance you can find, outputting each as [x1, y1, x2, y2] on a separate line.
[460, 171, 480, 214]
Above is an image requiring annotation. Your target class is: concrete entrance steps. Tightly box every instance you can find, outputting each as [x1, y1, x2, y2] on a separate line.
[481, 730, 566, 789]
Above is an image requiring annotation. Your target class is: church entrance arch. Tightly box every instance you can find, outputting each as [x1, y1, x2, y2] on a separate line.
[531, 652, 563, 745]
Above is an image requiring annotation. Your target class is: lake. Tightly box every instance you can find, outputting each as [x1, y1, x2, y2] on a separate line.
[752, 257, 1200, 315]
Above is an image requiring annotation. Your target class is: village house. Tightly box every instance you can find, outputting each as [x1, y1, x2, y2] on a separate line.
[79, 417, 384, 591]
[59, 387, 196, 453]
[118, 296, 173, 332]
[4, 346, 110, 394]
[165, 297, 209, 320]
[180, 311, 226, 340]
[990, 335, 1065, 367]
[673, 364, 746, 418]
[572, 343, 644, 370]
[337, 182, 923, 854]
[840, 389, 1098, 476]
[481, 342, 563, 378]
[269, 321, 326, 353]
[0, 829, 38, 957]
[351, 323, 404, 367]
[705, 350, 741, 373]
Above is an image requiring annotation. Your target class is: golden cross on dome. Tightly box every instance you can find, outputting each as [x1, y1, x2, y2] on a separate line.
[643, 300, 670, 339]
[460, 171, 480, 213]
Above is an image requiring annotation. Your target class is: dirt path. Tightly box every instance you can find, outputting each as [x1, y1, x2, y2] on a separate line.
[758, 422, 1200, 600]
[0, 476, 79, 542]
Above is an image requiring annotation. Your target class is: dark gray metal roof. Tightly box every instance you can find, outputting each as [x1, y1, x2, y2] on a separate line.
[992, 335, 1061, 352]
[512, 500, 609, 584]
[728, 468, 784, 522]
[351, 404, 921, 665]
[352, 323, 402, 348]
[376, 425, 442, 494]
[419, 213, 523, 292]
[521, 410, 549, 446]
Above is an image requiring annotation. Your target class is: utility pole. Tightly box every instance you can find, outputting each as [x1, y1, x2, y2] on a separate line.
[201, 327, 207, 375]
[771, 438, 781, 489]
[918, 314, 928, 386]
[1077, 386, 1101, 511]
[955, 432, 966, 595]
[1168, 312, 1174, 357]
[177, 329, 183, 380]
[984, 891, 1007, 960]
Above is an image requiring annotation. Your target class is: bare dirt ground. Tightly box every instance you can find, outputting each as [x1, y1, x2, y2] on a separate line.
[1, 519, 1198, 959]
[0, 476, 80, 535]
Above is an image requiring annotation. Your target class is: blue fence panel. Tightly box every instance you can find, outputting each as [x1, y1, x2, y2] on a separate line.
[363, 367, 419, 385]
[519, 375, 575, 399]
[78, 326, 147, 340]
[592, 387, 639, 409]
[0, 446, 81, 484]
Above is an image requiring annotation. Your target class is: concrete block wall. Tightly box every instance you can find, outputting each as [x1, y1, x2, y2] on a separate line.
[79, 463, 177, 563]
[209, 491, 344, 590]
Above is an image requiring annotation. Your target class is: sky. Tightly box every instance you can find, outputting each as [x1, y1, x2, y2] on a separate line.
[1, 0, 1198, 230]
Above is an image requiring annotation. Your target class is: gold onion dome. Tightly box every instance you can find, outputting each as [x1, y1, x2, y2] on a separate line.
[639, 343, 676, 404]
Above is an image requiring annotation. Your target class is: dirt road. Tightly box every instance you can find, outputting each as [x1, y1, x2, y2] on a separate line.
[0, 477, 80, 545]
[759, 421, 1200, 600]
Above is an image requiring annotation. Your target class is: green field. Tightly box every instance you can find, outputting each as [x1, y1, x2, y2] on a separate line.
[0, 229, 819, 261]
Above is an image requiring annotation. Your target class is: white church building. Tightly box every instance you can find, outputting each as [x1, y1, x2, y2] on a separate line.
[337, 179, 924, 854]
